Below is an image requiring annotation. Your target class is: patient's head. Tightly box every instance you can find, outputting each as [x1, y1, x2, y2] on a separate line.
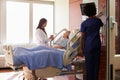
[63, 31, 71, 39]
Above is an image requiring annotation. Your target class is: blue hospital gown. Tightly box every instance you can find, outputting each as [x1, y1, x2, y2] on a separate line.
[54, 37, 69, 49]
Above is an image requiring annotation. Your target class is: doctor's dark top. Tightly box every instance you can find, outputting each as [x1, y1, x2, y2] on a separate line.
[80, 17, 103, 52]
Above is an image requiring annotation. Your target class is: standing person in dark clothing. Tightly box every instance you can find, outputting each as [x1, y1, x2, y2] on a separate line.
[80, 3, 103, 80]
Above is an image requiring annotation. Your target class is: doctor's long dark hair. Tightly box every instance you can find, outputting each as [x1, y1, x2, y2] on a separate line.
[36, 18, 47, 35]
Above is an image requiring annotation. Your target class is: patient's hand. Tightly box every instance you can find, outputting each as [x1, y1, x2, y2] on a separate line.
[54, 45, 62, 49]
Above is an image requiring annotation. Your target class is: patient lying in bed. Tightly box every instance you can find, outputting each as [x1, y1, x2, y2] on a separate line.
[12, 31, 71, 70]
[53, 31, 70, 49]
[3, 29, 85, 80]
[4, 29, 81, 70]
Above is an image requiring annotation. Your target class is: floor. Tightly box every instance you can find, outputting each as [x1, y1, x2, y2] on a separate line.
[0, 68, 83, 80]
[1, 68, 119, 80]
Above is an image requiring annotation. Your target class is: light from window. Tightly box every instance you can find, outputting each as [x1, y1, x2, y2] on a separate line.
[33, 3, 54, 43]
[6, 1, 29, 44]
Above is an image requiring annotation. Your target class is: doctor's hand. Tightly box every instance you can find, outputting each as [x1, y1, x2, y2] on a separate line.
[49, 35, 54, 40]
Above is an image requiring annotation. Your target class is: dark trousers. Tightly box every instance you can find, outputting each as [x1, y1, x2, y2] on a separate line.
[85, 48, 100, 80]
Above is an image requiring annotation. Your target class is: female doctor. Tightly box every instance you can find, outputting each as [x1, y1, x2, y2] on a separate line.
[35, 18, 54, 46]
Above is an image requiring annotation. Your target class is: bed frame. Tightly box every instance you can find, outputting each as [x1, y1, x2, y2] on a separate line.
[3, 31, 86, 80]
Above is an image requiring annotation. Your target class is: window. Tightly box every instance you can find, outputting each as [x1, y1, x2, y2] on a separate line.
[6, 1, 29, 44]
[33, 3, 54, 42]
[6, 1, 54, 44]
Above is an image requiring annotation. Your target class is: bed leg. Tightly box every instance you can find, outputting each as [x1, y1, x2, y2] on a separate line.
[23, 67, 38, 80]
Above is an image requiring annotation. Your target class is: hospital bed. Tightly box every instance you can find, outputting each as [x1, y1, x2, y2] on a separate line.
[3, 29, 85, 80]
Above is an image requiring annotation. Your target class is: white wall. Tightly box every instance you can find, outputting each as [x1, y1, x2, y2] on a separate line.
[54, 0, 69, 33]
[0, 2, 1, 44]
[0, 1, 1, 44]
[0, 0, 6, 54]
[0, 0, 6, 44]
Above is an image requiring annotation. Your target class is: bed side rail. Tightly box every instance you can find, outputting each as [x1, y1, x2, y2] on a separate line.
[50, 28, 68, 47]
[63, 31, 81, 66]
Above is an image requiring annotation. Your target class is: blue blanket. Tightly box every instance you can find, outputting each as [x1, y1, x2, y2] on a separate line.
[13, 46, 64, 70]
